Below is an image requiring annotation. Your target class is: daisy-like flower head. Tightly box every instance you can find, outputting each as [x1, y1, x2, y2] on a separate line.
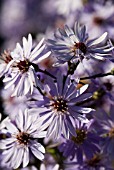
[3, 34, 51, 96]
[30, 73, 94, 140]
[77, 152, 112, 170]
[48, 22, 113, 66]
[0, 109, 47, 169]
[59, 120, 100, 163]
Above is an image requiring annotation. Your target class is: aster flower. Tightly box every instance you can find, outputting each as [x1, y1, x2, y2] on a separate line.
[0, 109, 46, 169]
[59, 120, 100, 163]
[80, 153, 113, 170]
[30, 73, 94, 139]
[3, 34, 51, 96]
[94, 105, 114, 162]
[48, 22, 113, 66]
[20, 164, 59, 170]
[64, 153, 112, 170]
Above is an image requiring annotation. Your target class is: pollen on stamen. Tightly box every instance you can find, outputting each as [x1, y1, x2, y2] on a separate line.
[51, 96, 68, 114]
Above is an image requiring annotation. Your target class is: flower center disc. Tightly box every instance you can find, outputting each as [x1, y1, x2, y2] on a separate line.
[72, 129, 87, 144]
[52, 97, 68, 113]
[17, 60, 30, 72]
[71, 42, 87, 56]
[16, 132, 30, 145]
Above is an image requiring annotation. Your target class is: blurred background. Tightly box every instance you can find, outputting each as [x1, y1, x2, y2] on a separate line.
[0, 0, 114, 51]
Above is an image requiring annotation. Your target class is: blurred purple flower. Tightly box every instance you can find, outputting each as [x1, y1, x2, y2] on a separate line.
[77, 152, 112, 170]
[59, 120, 100, 163]
[80, 3, 114, 38]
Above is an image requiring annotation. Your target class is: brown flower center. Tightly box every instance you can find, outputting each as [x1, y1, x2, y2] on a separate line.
[17, 60, 30, 72]
[51, 97, 68, 113]
[93, 16, 104, 25]
[16, 132, 30, 145]
[72, 129, 87, 144]
[71, 42, 87, 56]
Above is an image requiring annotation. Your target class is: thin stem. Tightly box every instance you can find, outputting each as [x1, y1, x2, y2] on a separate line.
[30, 62, 56, 79]
[80, 72, 112, 80]
[36, 86, 45, 96]
[38, 68, 56, 79]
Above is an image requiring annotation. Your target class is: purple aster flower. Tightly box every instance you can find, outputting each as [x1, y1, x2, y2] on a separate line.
[67, 152, 112, 170]
[0, 109, 46, 169]
[80, 153, 113, 170]
[30, 73, 94, 139]
[94, 105, 114, 162]
[59, 119, 100, 163]
[3, 34, 51, 96]
[48, 22, 113, 66]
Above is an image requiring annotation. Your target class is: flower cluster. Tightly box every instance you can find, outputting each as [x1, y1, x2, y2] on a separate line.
[0, 1, 114, 170]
